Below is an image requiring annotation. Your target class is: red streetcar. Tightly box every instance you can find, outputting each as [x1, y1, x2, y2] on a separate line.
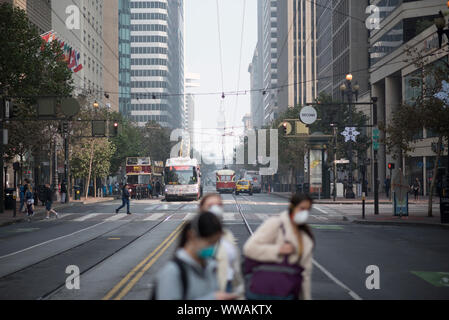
[216, 169, 236, 194]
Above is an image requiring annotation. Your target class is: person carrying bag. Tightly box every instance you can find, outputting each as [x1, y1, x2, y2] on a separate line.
[243, 194, 315, 300]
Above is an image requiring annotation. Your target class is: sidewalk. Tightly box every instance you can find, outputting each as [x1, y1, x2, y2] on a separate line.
[271, 192, 439, 205]
[0, 197, 115, 227]
[271, 192, 448, 228]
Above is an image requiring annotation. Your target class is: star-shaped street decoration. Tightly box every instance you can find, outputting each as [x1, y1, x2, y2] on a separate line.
[341, 127, 360, 142]
[435, 80, 449, 107]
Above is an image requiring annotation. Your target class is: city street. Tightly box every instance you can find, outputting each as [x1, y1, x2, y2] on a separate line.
[0, 190, 448, 300]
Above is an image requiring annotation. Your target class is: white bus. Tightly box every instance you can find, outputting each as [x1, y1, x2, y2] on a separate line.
[164, 157, 202, 201]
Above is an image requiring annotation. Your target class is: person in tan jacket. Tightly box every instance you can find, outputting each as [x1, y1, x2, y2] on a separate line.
[199, 194, 245, 298]
[243, 194, 315, 300]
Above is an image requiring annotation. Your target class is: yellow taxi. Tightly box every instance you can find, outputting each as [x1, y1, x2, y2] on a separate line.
[235, 180, 253, 196]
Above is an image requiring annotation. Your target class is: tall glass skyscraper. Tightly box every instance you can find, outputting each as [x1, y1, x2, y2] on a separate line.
[129, 0, 184, 128]
[119, 0, 131, 116]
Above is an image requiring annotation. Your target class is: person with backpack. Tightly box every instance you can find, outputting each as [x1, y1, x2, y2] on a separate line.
[154, 212, 238, 300]
[115, 183, 131, 215]
[243, 194, 315, 300]
[411, 178, 421, 200]
[199, 194, 244, 297]
[25, 184, 35, 219]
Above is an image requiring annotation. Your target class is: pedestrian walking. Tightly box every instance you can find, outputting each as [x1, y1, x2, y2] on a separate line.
[199, 194, 244, 297]
[44, 183, 59, 219]
[155, 180, 161, 198]
[25, 184, 35, 219]
[154, 212, 238, 300]
[243, 194, 315, 300]
[115, 183, 131, 215]
[60, 180, 67, 203]
[385, 176, 391, 198]
[412, 178, 421, 200]
[147, 182, 153, 199]
[19, 181, 27, 213]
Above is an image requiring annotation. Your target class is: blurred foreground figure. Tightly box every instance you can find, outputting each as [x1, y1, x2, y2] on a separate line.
[243, 194, 315, 300]
[200, 194, 244, 298]
[154, 212, 238, 300]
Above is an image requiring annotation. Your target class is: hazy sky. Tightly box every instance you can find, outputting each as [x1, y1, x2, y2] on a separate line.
[185, 0, 257, 163]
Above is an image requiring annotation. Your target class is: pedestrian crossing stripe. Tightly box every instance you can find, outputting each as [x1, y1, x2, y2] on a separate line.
[143, 213, 165, 221]
[73, 213, 102, 222]
[48, 212, 333, 223]
[105, 213, 128, 222]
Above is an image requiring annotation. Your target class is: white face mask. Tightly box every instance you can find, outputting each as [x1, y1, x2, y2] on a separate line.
[293, 210, 310, 225]
[208, 205, 224, 219]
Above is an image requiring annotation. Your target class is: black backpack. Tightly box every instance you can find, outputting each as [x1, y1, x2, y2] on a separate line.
[150, 257, 188, 300]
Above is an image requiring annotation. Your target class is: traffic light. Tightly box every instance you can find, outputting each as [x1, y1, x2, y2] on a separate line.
[282, 122, 288, 135]
[112, 122, 118, 137]
[388, 163, 395, 170]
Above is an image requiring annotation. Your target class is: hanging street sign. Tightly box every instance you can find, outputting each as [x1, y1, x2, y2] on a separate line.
[299, 106, 318, 125]
[341, 127, 360, 142]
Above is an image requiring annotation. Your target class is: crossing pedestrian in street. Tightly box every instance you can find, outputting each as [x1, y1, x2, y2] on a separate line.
[25, 184, 34, 219]
[154, 212, 238, 300]
[115, 183, 131, 215]
[243, 194, 315, 300]
[199, 194, 244, 297]
[44, 183, 59, 219]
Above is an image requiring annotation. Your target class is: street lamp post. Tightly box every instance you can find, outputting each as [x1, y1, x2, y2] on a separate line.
[331, 123, 338, 201]
[340, 74, 359, 199]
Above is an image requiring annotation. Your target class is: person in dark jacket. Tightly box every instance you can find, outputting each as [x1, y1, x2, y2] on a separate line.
[19, 182, 28, 213]
[116, 183, 131, 215]
[60, 181, 68, 203]
[44, 183, 59, 219]
[155, 180, 161, 198]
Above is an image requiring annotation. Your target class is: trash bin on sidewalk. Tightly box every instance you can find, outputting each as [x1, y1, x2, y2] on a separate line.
[4, 188, 15, 210]
[74, 185, 81, 200]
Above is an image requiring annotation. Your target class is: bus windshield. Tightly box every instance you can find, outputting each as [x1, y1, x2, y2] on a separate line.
[165, 166, 198, 185]
[127, 175, 151, 185]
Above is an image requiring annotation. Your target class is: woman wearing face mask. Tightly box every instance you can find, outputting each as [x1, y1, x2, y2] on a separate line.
[155, 211, 238, 300]
[243, 194, 315, 300]
[199, 194, 244, 298]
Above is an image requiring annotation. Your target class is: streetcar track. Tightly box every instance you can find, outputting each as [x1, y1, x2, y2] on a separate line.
[40, 203, 190, 300]
[0, 203, 187, 300]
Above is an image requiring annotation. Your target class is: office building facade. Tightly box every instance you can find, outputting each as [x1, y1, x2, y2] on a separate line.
[129, 0, 184, 128]
[277, 0, 317, 112]
[119, 0, 131, 115]
[316, 0, 369, 99]
[248, 45, 264, 129]
[369, 0, 448, 195]
[0, 0, 52, 34]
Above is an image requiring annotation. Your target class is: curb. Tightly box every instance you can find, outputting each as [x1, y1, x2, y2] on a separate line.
[352, 219, 449, 229]
[270, 193, 436, 205]
[0, 198, 112, 228]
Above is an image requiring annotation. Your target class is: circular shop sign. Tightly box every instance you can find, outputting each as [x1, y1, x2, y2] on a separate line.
[300, 106, 317, 125]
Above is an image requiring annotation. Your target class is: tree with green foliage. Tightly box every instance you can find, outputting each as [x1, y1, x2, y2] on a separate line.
[1, 3, 73, 181]
[384, 47, 449, 216]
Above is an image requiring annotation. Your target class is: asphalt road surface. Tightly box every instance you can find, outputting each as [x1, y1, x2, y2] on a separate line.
[0, 189, 448, 300]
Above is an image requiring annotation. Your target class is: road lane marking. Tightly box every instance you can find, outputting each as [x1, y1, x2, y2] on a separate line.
[314, 206, 328, 214]
[182, 212, 196, 221]
[223, 213, 236, 221]
[102, 222, 186, 300]
[144, 213, 165, 221]
[312, 259, 362, 300]
[0, 221, 108, 260]
[105, 213, 128, 222]
[114, 226, 183, 300]
[311, 215, 329, 221]
[73, 213, 102, 222]
[108, 238, 121, 240]
[255, 214, 269, 221]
